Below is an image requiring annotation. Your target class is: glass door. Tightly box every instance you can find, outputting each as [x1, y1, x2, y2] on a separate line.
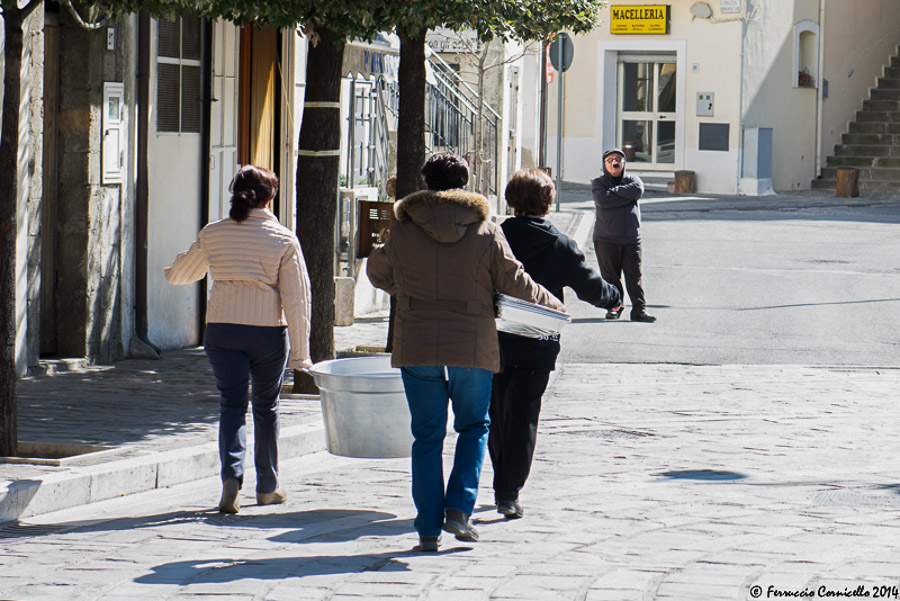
[617, 56, 677, 168]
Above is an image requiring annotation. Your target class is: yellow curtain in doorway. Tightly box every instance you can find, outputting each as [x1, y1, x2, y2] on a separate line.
[250, 27, 277, 170]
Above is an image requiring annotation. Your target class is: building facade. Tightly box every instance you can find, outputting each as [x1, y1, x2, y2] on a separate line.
[549, 0, 900, 193]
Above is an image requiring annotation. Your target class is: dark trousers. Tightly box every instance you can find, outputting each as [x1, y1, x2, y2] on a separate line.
[594, 240, 646, 316]
[204, 323, 288, 494]
[488, 367, 551, 503]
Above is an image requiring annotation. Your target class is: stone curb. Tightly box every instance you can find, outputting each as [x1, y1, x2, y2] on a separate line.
[0, 419, 325, 523]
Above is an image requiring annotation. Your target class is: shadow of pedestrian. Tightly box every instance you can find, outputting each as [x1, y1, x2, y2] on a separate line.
[6, 508, 408, 545]
[134, 552, 412, 584]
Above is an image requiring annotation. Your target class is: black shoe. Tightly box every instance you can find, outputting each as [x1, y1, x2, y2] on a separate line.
[497, 500, 524, 520]
[606, 306, 624, 320]
[631, 312, 656, 323]
[443, 509, 479, 542]
[417, 536, 440, 552]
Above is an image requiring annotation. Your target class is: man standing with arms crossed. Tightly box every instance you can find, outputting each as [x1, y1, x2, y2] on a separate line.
[591, 148, 656, 323]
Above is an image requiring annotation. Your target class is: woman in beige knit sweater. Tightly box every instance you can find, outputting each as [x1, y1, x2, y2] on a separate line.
[165, 165, 312, 514]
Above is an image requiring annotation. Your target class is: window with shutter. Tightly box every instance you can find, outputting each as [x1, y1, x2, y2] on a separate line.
[156, 17, 203, 134]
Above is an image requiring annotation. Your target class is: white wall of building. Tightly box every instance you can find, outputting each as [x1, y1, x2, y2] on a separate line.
[518, 46, 543, 171]
[559, 0, 900, 194]
[819, 0, 900, 165]
[146, 19, 203, 350]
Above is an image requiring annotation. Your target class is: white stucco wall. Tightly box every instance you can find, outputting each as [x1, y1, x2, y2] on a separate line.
[518, 46, 542, 170]
[147, 135, 203, 350]
[146, 20, 203, 350]
[819, 0, 900, 162]
[558, 1, 742, 193]
[742, 0, 820, 190]
[555, 0, 900, 193]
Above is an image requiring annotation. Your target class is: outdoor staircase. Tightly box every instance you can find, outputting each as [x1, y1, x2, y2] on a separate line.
[812, 46, 900, 193]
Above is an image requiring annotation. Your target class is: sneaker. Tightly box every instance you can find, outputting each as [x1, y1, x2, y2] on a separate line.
[497, 500, 524, 520]
[218, 478, 240, 513]
[257, 490, 287, 506]
[443, 509, 479, 542]
[417, 536, 441, 552]
[606, 306, 624, 320]
[631, 312, 656, 323]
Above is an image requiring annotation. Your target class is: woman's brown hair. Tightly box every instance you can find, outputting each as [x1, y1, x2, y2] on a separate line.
[229, 165, 279, 222]
[505, 168, 555, 217]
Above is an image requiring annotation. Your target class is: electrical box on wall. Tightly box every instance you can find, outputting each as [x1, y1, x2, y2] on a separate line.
[696, 92, 714, 117]
[102, 82, 125, 184]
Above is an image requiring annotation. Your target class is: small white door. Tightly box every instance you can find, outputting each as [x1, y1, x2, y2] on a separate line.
[209, 19, 240, 223]
[616, 55, 677, 169]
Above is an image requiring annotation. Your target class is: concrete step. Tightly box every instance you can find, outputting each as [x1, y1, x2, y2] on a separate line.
[854, 110, 900, 122]
[891, 54, 900, 68]
[870, 88, 900, 100]
[810, 177, 900, 192]
[810, 178, 835, 190]
[826, 156, 900, 169]
[876, 77, 900, 89]
[840, 132, 900, 145]
[833, 144, 894, 157]
[862, 99, 900, 112]
[848, 121, 900, 134]
[821, 166, 900, 181]
[885, 66, 900, 79]
[826, 156, 877, 168]
[860, 179, 900, 191]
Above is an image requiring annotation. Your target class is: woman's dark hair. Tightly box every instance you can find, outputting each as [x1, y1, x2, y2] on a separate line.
[229, 165, 279, 222]
[505, 168, 555, 217]
[421, 152, 469, 191]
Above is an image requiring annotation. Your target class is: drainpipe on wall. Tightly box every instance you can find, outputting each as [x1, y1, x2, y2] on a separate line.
[815, 0, 825, 178]
[735, 2, 749, 194]
[539, 40, 548, 168]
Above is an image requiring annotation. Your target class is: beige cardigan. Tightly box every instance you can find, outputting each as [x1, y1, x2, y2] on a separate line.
[165, 208, 312, 369]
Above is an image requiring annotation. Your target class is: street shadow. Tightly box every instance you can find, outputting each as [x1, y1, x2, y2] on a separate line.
[263, 509, 413, 544]
[738, 297, 900, 311]
[657, 469, 747, 481]
[570, 317, 614, 324]
[10, 508, 407, 544]
[134, 551, 412, 584]
[16, 348, 221, 447]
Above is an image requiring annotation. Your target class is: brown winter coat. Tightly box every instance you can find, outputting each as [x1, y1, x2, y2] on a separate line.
[366, 189, 565, 372]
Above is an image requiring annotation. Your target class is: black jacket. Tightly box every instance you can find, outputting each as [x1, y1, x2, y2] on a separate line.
[498, 216, 621, 371]
[590, 169, 644, 245]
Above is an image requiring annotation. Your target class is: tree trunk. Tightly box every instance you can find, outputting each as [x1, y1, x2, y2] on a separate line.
[292, 28, 345, 394]
[386, 28, 427, 353]
[395, 28, 427, 200]
[0, 5, 36, 458]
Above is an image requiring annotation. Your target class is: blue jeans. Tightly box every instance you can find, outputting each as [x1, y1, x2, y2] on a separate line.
[400, 365, 493, 538]
[204, 323, 288, 494]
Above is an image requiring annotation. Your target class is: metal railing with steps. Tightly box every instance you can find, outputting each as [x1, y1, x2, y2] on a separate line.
[813, 48, 900, 193]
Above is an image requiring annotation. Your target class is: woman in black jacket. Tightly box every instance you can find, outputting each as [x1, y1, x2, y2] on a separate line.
[490, 168, 621, 519]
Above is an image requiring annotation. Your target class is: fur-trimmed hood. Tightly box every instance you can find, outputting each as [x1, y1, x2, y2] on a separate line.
[394, 189, 492, 244]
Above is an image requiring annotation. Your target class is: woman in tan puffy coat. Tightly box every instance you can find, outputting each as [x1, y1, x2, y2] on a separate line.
[367, 152, 563, 551]
[165, 165, 311, 514]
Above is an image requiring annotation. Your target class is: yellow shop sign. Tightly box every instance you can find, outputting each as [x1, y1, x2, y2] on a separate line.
[610, 5, 671, 34]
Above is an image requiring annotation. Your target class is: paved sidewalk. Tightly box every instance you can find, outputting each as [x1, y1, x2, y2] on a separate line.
[2, 363, 899, 600]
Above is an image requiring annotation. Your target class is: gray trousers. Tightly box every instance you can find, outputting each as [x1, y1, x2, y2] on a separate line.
[593, 240, 646, 316]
